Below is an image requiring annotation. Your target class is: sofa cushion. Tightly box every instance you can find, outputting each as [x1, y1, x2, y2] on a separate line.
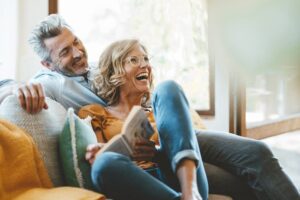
[0, 119, 53, 200]
[59, 108, 97, 190]
[190, 108, 206, 130]
[0, 95, 67, 186]
[13, 187, 105, 200]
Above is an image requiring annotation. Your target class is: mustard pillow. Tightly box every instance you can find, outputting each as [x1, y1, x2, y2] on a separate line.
[190, 108, 206, 130]
[59, 108, 97, 190]
[13, 187, 105, 200]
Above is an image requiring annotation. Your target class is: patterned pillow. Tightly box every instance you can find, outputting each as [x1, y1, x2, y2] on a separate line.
[0, 95, 67, 186]
[59, 108, 97, 190]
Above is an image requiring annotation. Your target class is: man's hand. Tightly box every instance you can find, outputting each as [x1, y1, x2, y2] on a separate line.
[131, 138, 156, 161]
[86, 143, 105, 165]
[17, 83, 48, 114]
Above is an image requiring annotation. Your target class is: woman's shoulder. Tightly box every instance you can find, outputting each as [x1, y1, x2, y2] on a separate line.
[78, 103, 108, 118]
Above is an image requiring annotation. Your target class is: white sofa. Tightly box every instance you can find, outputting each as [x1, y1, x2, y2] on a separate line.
[0, 95, 233, 200]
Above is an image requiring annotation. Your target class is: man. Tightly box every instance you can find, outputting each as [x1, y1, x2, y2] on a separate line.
[27, 14, 106, 113]
[7, 14, 299, 200]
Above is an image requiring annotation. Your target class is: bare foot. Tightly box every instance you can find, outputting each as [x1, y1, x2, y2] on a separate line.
[181, 185, 202, 200]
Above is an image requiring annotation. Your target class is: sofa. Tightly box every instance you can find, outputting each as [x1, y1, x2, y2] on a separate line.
[0, 95, 233, 200]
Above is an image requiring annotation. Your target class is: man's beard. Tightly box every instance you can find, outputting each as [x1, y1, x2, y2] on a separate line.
[53, 64, 89, 77]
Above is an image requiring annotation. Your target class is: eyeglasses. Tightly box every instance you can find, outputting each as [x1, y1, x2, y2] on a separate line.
[125, 55, 150, 67]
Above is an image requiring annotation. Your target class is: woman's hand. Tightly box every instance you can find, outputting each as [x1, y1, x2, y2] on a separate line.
[85, 143, 104, 165]
[131, 138, 156, 161]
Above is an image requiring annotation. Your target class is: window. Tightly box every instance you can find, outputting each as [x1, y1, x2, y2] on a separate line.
[247, 68, 300, 124]
[53, 0, 214, 113]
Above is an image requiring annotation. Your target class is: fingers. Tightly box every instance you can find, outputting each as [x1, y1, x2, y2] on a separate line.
[36, 83, 48, 111]
[132, 139, 156, 161]
[131, 150, 156, 161]
[18, 85, 30, 112]
[85, 143, 103, 165]
[17, 83, 47, 114]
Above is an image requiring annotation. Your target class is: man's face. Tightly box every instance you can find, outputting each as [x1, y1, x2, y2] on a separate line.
[43, 28, 88, 76]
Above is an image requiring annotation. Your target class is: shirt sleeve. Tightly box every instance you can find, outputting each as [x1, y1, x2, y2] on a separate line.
[0, 79, 15, 87]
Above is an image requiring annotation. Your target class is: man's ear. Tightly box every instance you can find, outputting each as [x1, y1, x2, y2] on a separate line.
[41, 60, 54, 70]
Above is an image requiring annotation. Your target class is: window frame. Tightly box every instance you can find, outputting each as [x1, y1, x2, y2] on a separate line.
[229, 73, 300, 139]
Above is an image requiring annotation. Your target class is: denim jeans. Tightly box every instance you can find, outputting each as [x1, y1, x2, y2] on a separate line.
[91, 80, 209, 200]
[91, 80, 299, 200]
[197, 130, 300, 200]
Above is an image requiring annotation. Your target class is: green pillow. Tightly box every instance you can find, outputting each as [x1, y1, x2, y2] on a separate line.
[59, 108, 97, 190]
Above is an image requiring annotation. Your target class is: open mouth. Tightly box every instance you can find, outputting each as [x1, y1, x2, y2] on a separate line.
[136, 72, 149, 80]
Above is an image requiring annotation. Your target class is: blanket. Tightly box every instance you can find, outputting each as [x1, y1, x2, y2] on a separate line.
[0, 119, 105, 200]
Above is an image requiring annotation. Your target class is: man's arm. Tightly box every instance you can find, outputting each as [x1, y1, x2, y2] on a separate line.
[0, 80, 48, 114]
[0, 79, 16, 103]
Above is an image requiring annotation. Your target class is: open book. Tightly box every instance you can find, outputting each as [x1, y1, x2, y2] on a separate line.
[97, 106, 155, 157]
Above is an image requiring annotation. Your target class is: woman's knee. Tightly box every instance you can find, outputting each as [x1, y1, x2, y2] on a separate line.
[91, 152, 130, 188]
[153, 80, 183, 101]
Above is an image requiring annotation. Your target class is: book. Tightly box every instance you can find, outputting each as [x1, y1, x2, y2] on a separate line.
[96, 105, 155, 157]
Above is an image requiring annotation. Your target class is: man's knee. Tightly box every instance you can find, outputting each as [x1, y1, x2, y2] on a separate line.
[249, 141, 274, 162]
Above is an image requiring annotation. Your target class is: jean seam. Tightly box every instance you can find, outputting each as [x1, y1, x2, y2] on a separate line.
[210, 154, 277, 200]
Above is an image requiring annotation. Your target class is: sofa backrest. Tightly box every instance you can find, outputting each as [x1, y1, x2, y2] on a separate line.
[0, 95, 67, 186]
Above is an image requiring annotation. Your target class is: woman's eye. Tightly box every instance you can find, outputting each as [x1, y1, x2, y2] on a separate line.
[144, 56, 149, 62]
[130, 57, 139, 64]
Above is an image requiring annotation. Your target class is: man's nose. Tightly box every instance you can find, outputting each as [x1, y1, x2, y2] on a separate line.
[72, 46, 83, 58]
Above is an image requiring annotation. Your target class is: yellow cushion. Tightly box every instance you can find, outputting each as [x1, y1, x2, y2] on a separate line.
[0, 119, 52, 200]
[13, 187, 105, 200]
[190, 108, 206, 130]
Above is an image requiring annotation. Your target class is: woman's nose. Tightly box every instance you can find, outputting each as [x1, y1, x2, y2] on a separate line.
[139, 60, 149, 68]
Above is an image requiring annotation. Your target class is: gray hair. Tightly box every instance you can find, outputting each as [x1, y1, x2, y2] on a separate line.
[28, 14, 72, 62]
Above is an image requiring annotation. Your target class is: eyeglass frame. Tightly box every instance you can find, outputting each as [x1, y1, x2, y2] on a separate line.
[124, 55, 151, 67]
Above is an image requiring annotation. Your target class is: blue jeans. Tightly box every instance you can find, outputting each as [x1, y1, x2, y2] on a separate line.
[91, 80, 300, 200]
[91, 80, 209, 200]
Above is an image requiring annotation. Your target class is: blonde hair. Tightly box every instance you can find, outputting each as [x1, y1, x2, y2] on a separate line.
[92, 39, 153, 106]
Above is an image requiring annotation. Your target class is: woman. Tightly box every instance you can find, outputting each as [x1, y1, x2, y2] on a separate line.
[79, 39, 208, 200]
[80, 39, 300, 200]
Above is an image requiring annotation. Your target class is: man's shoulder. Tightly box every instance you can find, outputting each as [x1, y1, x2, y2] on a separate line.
[32, 69, 64, 80]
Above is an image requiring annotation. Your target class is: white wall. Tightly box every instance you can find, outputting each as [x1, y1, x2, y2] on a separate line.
[204, 0, 300, 132]
[1, 0, 48, 81]
[0, 0, 18, 80]
[16, 0, 48, 81]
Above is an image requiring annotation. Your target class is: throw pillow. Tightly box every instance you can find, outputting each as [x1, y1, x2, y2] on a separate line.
[190, 108, 206, 130]
[59, 108, 97, 190]
[13, 187, 105, 200]
[0, 95, 67, 186]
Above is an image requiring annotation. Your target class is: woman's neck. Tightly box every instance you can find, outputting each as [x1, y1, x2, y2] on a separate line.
[107, 91, 144, 120]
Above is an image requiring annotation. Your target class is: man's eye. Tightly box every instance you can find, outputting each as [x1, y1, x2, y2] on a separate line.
[59, 49, 70, 58]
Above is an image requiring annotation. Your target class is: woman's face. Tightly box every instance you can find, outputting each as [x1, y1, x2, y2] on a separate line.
[122, 44, 152, 94]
